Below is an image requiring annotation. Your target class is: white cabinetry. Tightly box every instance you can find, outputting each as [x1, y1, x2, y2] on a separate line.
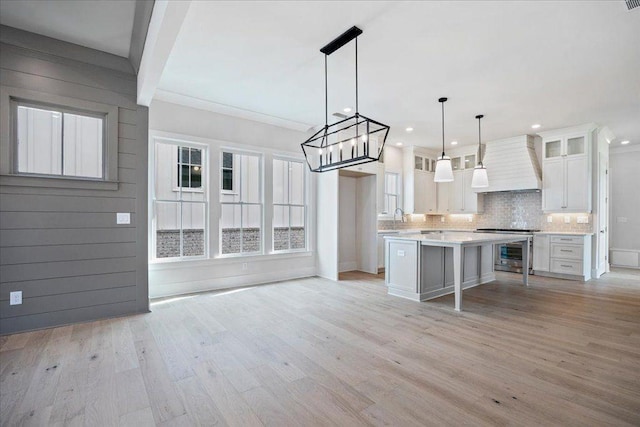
[403, 148, 438, 214]
[448, 169, 483, 213]
[533, 233, 592, 281]
[541, 126, 594, 213]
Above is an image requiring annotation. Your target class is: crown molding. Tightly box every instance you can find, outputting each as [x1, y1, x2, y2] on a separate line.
[154, 89, 314, 133]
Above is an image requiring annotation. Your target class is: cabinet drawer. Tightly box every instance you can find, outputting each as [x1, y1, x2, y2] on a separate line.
[550, 244, 583, 260]
[550, 235, 583, 245]
[550, 259, 583, 275]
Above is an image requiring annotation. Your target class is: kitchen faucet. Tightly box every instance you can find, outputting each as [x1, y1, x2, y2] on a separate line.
[393, 208, 405, 229]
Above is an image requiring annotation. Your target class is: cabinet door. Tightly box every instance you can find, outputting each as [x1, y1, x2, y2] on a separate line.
[565, 156, 588, 211]
[450, 171, 464, 212]
[545, 139, 562, 159]
[437, 182, 450, 213]
[533, 235, 550, 271]
[543, 158, 564, 211]
[414, 171, 428, 213]
[463, 169, 478, 212]
[424, 172, 437, 213]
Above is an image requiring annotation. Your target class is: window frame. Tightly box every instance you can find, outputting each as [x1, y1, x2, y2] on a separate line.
[218, 148, 264, 257]
[383, 171, 400, 215]
[272, 156, 308, 253]
[152, 138, 209, 261]
[175, 146, 203, 192]
[0, 86, 119, 190]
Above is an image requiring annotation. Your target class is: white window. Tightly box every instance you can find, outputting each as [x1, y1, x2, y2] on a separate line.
[153, 140, 208, 259]
[273, 158, 306, 252]
[383, 172, 399, 214]
[220, 151, 262, 255]
[221, 152, 233, 191]
[177, 147, 202, 189]
[14, 102, 104, 179]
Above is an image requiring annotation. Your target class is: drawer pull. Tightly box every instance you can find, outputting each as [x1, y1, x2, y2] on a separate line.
[560, 264, 573, 268]
[560, 249, 573, 252]
[560, 238, 572, 241]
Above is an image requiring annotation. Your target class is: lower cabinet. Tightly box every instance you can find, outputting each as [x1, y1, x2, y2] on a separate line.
[533, 233, 592, 281]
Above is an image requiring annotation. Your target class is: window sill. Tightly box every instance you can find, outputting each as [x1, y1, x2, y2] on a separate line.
[150, 250, 313, 269]
[172, 187, 204, 193]
[0, 173, 118, 191]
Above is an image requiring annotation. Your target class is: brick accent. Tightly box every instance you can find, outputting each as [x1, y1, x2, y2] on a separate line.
[156, 229, 204, 258]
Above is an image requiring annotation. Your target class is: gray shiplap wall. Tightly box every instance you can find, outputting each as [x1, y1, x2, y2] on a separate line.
[0, 26, 149, 335]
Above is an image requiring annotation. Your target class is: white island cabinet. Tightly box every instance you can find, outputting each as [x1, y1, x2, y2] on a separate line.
[385, 232, 531, 311]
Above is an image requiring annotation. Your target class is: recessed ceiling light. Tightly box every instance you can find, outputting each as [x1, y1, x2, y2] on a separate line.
[531, 124, 541, 129]
[405, 127, 413, 132]
[343, 107, 352, 113]
[396, 142, 403, 146]
[621, 140, 630, 145]
[451, 141, 458, 145]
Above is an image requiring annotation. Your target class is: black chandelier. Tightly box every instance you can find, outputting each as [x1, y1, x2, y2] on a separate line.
[301, 26, 390, 172]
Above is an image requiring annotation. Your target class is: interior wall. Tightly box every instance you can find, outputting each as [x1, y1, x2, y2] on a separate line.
[609, 146, 640, 267]
[148, 99, 317, 297]
[339, 176, 357, 272]
[0, 26, 149, 335]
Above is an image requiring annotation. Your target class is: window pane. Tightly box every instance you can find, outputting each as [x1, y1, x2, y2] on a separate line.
[546, 140, 561, 158]
[273, 205, 290, 251]
[289, 161, 305, 205]
[385, 173, 397, 194]
[16, 106, 62, 175]
[567, 137, 584, 155]
[190, 148, 202, 165]
[414, 156, 423, 170]
[180, 147, 190, 163]
[222, 152, 233, 168]
[388, 195, 397, 213]
[290, 206, 305, 250]
[191, 166, 202, 188]
[221, 204, 242, 254]
[155, 201, 181, 258]
[63, 113, 103, 178]
[222, 169, 233, 191]
[242, 205, 261, 253]
[181, 164, 190, 188]
[451, 157, 461, 170]
[465, 154, 475, 168]
[182, 202, 205, 257]
[273, 159, 286, 204]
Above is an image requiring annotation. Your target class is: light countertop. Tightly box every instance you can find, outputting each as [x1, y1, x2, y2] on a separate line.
[534, 231, 594, 236]
[377, 228, 471, 234]
[384, 232, 531, 245]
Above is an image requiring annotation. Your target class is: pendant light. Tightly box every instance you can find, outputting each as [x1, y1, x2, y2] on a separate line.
[300, 26, 390, 172]
[434, 97, 454, 182]
[471, 114, 489, 188]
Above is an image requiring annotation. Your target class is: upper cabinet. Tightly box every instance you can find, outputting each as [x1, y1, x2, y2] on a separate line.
[403, 148, 437, 214]
[448, 169, 484, 214]
[540, 126, 595, 213]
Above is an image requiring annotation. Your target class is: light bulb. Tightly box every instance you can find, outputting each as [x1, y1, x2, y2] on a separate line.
[318, 148, 323, 155]
[351, 138, 355, 146]
[329, 146, 333, 152]
[339, 142, 343, 149]
[362, 134, 368, 142]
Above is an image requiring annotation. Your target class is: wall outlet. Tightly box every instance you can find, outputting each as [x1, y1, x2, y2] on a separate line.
[242, 263, 248, 271]
[10, 291, 22, 305]
[547, 216, 553, 223]
[577, 216, 589, 224]
[116, 212, 131, 225]
[440, 216, 445, 223]
[467, 215, 473, 222]
[564, 216, 571, 224]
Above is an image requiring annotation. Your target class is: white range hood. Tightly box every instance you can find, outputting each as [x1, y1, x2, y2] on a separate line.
[476, 135, 542, 193]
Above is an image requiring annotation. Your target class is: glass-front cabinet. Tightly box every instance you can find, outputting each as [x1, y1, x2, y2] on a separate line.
[541, 128, 593, 213]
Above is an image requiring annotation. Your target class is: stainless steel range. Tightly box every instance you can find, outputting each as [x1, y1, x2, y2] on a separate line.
[476, 228, 539, 274]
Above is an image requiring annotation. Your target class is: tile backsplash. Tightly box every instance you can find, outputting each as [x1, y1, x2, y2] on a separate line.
[378, 191, 594, 233]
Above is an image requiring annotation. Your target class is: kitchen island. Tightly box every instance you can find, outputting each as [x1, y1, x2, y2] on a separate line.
[384, 232, 531, 311]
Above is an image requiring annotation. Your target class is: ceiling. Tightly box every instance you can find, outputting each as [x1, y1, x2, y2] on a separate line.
[157, 1, 640, 148]
[0, 0, 136, 57]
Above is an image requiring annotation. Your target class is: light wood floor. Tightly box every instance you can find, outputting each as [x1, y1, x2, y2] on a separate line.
[2, 269, 640, 426]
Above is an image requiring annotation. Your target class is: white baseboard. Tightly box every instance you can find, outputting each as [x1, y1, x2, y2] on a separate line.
[339, 261, 358, 273]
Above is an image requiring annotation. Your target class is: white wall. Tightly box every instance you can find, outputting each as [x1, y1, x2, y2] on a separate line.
[609, 146, 640, 267]
[339, 176, 357, 272]
[148, 99, 317, 297]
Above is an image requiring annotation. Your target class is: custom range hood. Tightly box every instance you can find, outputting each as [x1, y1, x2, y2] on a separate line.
[475, 135, 542, 193]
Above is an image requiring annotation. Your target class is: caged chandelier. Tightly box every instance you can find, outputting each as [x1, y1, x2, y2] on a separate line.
[301, 26, 390, 172]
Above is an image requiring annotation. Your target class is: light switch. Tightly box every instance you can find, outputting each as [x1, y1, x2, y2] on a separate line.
[564, 216, 571, 224]
[10, 291, 22, 305]
[547, 216, 553, 223]
[577, 216, 589, 224]
[117, 213, 131, 225]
